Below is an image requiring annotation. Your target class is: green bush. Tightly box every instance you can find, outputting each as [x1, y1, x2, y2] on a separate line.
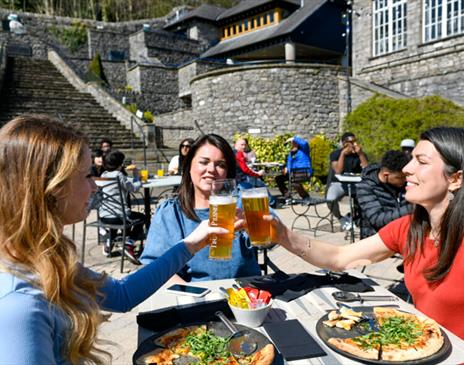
[234, 133, 335, 192]
[86, 53, 109, 85]
[49, 21, 87, 53]
[143, 111, 154, 123]
[126, 103, 137, 114]
[343, 95, 464, 161]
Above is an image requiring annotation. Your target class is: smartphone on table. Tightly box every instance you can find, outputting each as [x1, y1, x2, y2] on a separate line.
[165, 284, 211, 298]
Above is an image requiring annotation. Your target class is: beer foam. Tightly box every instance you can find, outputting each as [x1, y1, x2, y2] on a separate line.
[209, 195, 237, 205]
[241, 188, 268, 198]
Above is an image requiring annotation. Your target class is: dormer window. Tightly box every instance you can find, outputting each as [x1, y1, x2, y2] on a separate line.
[221, 8, 282, 40]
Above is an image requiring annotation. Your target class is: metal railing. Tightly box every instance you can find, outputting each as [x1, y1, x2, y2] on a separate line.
[130, 115, 147, 168]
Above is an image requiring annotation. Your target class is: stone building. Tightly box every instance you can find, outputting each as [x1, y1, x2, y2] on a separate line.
[351, 0, 464, 107]
[3, 1, 461, 149]
[0, 1, 350, 147]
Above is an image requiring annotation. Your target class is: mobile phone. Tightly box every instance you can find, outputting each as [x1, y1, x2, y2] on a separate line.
[165, 284, 211, 297]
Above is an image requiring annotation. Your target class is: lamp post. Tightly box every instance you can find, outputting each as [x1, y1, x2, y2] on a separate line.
[342, 1, 352, 115]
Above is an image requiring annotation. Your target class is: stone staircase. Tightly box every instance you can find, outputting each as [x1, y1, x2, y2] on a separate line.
[0, 56, 144, 150]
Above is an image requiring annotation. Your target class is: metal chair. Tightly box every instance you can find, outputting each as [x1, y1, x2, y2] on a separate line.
[288, 168, 334, 236]
[82, 177, 145, 273]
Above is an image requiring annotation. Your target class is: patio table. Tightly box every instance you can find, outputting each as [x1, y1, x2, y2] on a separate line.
[135, 269, 464, 364]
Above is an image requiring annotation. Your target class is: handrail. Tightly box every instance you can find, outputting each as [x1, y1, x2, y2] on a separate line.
[130, 115, 147, 168]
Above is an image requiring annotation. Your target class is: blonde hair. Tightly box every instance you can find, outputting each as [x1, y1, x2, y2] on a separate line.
[0, 115, 108, 364]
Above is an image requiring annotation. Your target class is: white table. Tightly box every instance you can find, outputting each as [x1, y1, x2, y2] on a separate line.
[94, 176, 182, 227]
[135, 271, 464, 364]
[141, 176, 182, 227]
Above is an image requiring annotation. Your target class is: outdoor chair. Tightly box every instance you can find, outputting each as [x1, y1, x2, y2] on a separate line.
[81, 177, 145, 273]
[288, 168, 334, 236]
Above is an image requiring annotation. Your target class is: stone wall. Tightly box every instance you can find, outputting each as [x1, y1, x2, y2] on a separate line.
[154, 109, 198, 148]
[191, 64, 343, 140]
[353, 0, 464, 106]
[178, 60, 223, 98]
[126, 63, 186, 114]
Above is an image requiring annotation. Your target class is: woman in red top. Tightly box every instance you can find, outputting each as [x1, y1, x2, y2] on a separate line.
[268, 126, 464, 338]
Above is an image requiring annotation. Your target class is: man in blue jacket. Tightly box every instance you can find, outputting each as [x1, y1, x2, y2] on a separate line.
[275, 136, 313, 201]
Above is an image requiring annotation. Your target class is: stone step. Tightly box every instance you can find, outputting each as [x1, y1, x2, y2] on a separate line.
[0, 56, 142, 151]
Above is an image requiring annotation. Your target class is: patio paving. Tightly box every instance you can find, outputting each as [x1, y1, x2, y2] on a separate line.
[68, 192, 404, 364]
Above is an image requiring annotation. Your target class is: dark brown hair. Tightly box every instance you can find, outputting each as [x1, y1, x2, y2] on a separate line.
[406, 127, 464, 282]
[178, 134, 236, 221]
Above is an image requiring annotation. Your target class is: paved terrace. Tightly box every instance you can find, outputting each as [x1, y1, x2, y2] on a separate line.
[67, 192, 404, 364]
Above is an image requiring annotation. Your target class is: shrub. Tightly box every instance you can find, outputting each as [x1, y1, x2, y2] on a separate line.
[48, 21, 87, 53]
[234, 133, 335, 191]
[126, 103, 137, 114]
[344, 95, 464, 161]
[143, 111, 154, 123]
[86, 53, 109, 85]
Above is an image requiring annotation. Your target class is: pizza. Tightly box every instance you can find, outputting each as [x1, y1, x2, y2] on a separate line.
[326, 307, 444, 362]
[138, 325, 275, 365]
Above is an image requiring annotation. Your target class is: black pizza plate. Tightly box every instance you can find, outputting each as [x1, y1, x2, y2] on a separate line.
[133, 320, 284, 365]
[315, 307, 452, 365]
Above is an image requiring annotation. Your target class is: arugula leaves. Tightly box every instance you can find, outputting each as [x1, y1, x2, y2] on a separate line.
[185, 329, 232, 364]
[352, 316, 422, 350]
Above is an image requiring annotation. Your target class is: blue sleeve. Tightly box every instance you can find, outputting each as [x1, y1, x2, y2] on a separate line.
[96, 242, 193, 312]
[140, 200, 184, 264]
[0, 292, 56, 364]
[293, 136, 310, 156]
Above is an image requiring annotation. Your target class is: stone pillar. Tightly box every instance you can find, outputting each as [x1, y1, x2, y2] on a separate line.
[285, 42, 296, 63]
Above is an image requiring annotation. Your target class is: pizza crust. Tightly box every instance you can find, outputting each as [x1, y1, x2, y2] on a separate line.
[249, 344, 275, 365]
[326, 307, 444, 362]
[328, 337, 379, 360]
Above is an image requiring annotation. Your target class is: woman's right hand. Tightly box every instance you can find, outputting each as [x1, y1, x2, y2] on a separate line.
[183, 220, 228, 255]
[263, 215, 292, 248]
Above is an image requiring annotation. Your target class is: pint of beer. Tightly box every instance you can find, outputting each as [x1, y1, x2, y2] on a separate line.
[209, 179, 237, 260]
[241, 187, 271, 246]
[140, 169, 149, 183]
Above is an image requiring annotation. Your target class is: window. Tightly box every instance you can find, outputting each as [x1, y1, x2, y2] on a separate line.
[269, 12, 274, 23]
[424, 0, 464, 42]
[373, 0, 407, 56]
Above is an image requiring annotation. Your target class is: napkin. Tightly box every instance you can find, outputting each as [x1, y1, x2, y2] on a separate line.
[137, 299, 233, 332]
[239, 271, 374, 302]
[263, 319, 326, 360]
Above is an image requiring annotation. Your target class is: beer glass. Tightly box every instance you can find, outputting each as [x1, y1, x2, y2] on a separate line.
[140, 169, 149, 183]
[209, 179, 237, 260]
[241, 187, 271, 246]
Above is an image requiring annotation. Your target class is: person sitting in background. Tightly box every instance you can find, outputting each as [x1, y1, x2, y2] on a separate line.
[141, 134, 261, 283]
[90, 148, 105, 177]
[100, 150, 145, 264]
[243, 138, 257, 164]
[234, 138, 265, 185]
[234, 138, 277, 207]
[357, 150, 412, 238]
[0, 115, 226, 364]
[266, 126, 464, 339]
[100, 137, 113, 152]
[326, 132, 368, 227]
[275, 136, 313, 201]
[401, 138, 415, 157]
[168, 138, 195, 175]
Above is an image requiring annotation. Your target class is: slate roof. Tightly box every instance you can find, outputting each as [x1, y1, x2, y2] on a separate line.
[164, 4, 225, 29]
[216, 0, 301, 21]
[201, 0, 327, 59]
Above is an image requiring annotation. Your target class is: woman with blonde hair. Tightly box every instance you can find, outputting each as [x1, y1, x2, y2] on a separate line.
[0, 114, 229, 364]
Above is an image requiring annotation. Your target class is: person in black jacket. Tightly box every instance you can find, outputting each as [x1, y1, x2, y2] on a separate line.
[357, 150, 412, 238]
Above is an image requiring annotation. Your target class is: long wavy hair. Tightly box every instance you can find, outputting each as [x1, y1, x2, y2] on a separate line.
[0, 115, 108, 364]
[406, 126, 464, 282]
[178, 134, 236, 221]
[178, 138, 195, 175]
